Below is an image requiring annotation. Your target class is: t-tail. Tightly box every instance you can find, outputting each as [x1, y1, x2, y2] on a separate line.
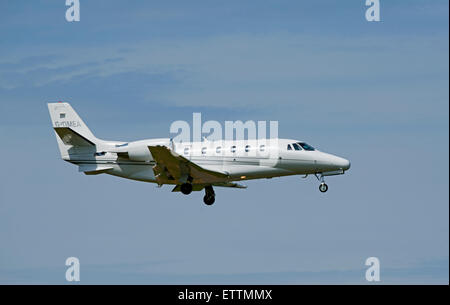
[47, 102, 101, 160]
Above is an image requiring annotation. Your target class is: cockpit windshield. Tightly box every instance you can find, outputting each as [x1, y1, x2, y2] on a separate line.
[292, 143, 302, 151]
[298, 142, 315, 151]
[287, 142, 316, 151]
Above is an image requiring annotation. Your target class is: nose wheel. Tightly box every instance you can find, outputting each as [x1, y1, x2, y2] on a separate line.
[315, 173, 329, 193]
[319, 183, 328, 193]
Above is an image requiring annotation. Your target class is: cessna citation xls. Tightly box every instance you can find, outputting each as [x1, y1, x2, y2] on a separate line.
[48, 102, 350, 205]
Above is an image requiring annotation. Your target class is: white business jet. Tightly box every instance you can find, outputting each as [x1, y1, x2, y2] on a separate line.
[48, 102, 350, 205]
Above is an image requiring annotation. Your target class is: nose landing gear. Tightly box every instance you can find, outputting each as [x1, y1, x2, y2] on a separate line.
[319, 183, 328, 193]
[315, 173, 329, 193]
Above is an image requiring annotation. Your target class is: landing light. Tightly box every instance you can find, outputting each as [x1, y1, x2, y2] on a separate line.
[240, 176, 246, 179]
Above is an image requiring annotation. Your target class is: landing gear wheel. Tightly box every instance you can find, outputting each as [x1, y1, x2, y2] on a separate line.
[203, 185, 215, 205]
[319, 183, 328, 193]
[203, 195, 215, 205]
[180, 183, 193, 195]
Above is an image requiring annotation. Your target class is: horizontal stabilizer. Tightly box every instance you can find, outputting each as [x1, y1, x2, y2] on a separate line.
[54, 127, 95, 147]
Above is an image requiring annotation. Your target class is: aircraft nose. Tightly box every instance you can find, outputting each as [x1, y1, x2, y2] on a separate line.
[337, 157, 351, 171]
[316, 152, 351, 171]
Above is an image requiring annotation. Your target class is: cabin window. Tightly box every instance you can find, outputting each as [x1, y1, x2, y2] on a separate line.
[259, 144, 265, 152]
[287, 144, 292, 150]
[292, 143, 302, 151]
[184, 147, 190, 155]
[245, 145, 251, 152]
[60, 113, 66, 119]
[216, 146, 222, 154]
[201, 147, 207, 155]
[298, 142, 315, 151]
[231, 145, 236, 153]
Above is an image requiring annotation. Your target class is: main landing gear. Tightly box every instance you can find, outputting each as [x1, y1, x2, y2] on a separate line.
[315, 173, 329, 193]
[180, 183, 215, 205]
[180, 183, 193, 195]
[203, 185, 215, 205]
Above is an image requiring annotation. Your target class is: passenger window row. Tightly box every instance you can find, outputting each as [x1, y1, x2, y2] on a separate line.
[183, 145, 266, 155]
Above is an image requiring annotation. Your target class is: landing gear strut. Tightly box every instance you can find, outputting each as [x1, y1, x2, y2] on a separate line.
[203, 185, 215, 205]
[180, 183, 193, 195]
[315, 173, 329, 193]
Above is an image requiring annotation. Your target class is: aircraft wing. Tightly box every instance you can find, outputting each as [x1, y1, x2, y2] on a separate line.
[148, 145, 229, 184]
[78, 164, 113, 175]
[213, 182, 247, 188]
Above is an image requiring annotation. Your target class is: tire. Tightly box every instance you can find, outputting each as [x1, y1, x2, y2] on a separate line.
[203, 195, 215, 205]
[319, 183, 328, 193]
[180, 183, 193, 195]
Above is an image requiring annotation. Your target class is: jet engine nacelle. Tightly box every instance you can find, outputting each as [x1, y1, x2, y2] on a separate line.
[125, 139, 172, 162]
[127, 143, 152, 162]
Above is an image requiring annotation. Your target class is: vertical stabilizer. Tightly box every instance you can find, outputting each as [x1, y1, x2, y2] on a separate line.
[47, 102, 99, 159]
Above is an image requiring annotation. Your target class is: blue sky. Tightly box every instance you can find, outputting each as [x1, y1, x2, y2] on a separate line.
[0, 0, 448, 284]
